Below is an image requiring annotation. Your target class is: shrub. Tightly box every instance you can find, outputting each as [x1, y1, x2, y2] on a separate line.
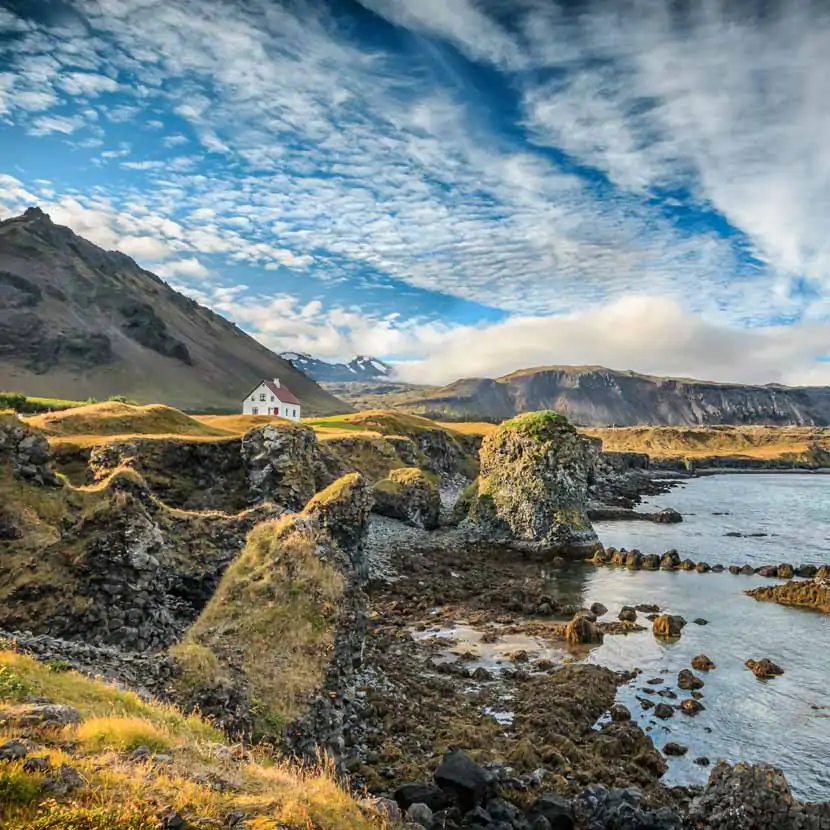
[0, 666, 35, 701]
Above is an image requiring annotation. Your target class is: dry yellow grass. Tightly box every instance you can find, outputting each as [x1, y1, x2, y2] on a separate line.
[28, 402, 230, 439]
[0, 649, 385, 830]
[437, 421, 498, 436]
[582, 425, 830, 460]
[194, 413, 291, 433]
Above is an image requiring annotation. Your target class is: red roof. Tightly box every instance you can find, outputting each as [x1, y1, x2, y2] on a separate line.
[262, 380, 300, 406]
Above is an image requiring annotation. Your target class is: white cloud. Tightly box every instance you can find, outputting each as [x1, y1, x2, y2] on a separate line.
[154, 256, 210, 279]
[58, 72, 119, 96]
[28, 113, 86, 135]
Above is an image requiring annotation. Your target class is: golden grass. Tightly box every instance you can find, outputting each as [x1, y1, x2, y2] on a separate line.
[176, 515, 344, 733]
[0, 651, 385, 830]
[75, 717, 171, 753]
[437, 421, 498, 436]
[194, 413, 291, 433]
[28, 402, 229, 439]
[582, 424, 830, 460]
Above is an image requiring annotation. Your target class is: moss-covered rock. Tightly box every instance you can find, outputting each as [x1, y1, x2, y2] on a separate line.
[747, 580, 830, 613]
[462, 411, 600, 557]
[174, 473, 372, 755]
[371, 467, 440, 530]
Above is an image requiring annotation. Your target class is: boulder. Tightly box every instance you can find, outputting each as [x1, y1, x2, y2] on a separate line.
[695, 561, 711, 573]
[778, 563, 795, 579]
[609, 704, 631, 722]
[652, 508, 683, 523]
[463, 411, 600, 557]
[680, 558, 696, 571]
[663, 742, 688, 756]
[687, 762, 795, 829]
[654, 703, 674, 720]
[745, 658, 784, 679]
[394, 783, 451, 813]
[611, 550, 628, 566]
[0, 414, 60, 487]
[746, 581, 830, 614]
[433, 749, 495, 813]
[565, 614, 604, 646]
[728, 565, 741, 575]
[527, 793, 575, 830]
[618, 606, 637, 622]
[652, 614, 686, 639]
[692, 654, 716, 671]
[660, 549, 681, 569]
[680, 698, 705, 716]
[677, 669, 704, 690]
[797, 564, 817, 578]
[371, 467, 440, 530]
[589, 602, 608, 616]
[626, 551, 643, 570]
[573, 786, 682, 830]
[642, 553, 660, 570]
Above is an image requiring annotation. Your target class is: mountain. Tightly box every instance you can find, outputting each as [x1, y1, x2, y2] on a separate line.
[0, 207, 350, 415]
[280, 351, 393, 382]
[401, 365, 830, 426]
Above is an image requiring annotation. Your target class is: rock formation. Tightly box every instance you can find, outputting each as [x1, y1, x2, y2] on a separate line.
[173, 473, 372, 756]
[371, 467, 441, 530]
[747, 580, 830, 613]
[462, 411, 600, 557]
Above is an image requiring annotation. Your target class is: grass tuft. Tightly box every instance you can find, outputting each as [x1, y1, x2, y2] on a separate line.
[75, 716, 172, 753]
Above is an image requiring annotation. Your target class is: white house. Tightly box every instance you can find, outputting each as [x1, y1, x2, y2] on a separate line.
[242, 378, 302, 421]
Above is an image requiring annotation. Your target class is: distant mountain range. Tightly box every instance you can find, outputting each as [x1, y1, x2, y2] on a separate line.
[280, 352, 393, 382]
[399, 365, 830, 427]
[0, 208, 349, 415]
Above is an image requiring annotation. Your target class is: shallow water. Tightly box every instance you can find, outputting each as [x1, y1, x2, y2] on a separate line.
[594, 472, 830, 567]
[554, 474, 830, 800]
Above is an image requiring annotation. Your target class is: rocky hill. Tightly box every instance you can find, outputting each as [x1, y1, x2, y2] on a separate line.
[280, 351, 393, 382]
[0, 208, 349, 415]
[402, 365, 830, 426]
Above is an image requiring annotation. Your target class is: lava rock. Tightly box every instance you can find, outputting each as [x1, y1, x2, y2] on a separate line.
[677, 669, 704, 691]
[745, 658, 784, 679]
[434, 749, 495, 813]
[691, 654, 716, 671]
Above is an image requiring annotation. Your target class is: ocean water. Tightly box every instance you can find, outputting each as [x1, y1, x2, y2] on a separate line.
[548, 475, 830, 800]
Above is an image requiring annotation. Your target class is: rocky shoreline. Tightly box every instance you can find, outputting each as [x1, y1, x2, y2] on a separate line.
[3, 409, 830, 828]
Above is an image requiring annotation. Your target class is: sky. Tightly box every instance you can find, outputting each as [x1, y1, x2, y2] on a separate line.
[1, 0, 830, 386]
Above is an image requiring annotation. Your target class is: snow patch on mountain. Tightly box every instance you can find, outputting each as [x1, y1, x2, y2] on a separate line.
[279, 352, 394, 382]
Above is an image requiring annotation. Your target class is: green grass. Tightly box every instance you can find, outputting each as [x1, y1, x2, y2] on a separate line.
[0, 392, 89, 414]
[499, 410, 573, 438]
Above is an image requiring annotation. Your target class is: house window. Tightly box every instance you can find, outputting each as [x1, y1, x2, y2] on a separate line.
[259, 393, 266, 401]
[252, 407, 258, 415]
[293, 408, 296, 417]
[271, 395, 275, 402]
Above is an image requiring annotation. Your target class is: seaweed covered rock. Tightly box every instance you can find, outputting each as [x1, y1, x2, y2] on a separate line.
[241, 423, 323, 509]
[653, 614, 686, 639]
[747, 580, 830, 613]
[371, 467, 441, 530]
[173, 473, 372, 758]
[462, 411, 600, 557]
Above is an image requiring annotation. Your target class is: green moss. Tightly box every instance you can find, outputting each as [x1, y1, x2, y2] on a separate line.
[499, 410, 573, 439]
[0, 666, 36, 701]
[305, 472, 361, 509]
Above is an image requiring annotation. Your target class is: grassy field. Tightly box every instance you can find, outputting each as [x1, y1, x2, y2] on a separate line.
[583, 424, 830, 460]
[0, 646, 384, 830]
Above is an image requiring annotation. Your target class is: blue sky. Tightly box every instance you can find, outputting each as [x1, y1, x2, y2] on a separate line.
[1, 0, 829, 385]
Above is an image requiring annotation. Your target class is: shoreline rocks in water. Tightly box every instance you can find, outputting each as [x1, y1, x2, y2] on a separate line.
[746, 580, 830, 613]
[745, 658, 785, 679]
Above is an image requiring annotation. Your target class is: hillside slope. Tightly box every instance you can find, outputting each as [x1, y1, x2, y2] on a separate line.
[403, 365, 830, 426]
[0, 208, 349, 415]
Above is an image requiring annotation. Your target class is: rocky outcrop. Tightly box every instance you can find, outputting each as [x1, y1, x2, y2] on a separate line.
[175, 473, 372, 759]
[747, 580, 830, 613]
[745, 658, 784, 679]
[462, 411, 600, 557]
[0, 413, 60, 486]
[686, 761, 830, 829]
[371, 467, 441, 530]
[241, 423, 325, 509]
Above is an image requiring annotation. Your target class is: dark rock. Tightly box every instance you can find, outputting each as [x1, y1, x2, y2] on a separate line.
[694, 756, 711, 766]
[23, 756, 50, 773]
[740, 564, 755, 575]
[663, 742, 688, 756]
[0, 739, 28, 761]
[679, 559, 696, 571]
[778, 563, 795, 579]
[677, 669, 704, 691]
[680, 698, 705, 716]
[728, 565, 741, 575]
[693, 618, 708, 625]
[691, 654, 715, 671]
[635, 604, 660, 613]
[625, 551, 642, 570]
[654, 703, 675, 720]
[42, 763, 85, 795]
[653, 508, 683, 523]
[641, 553, 661, 570]
[609, 704, 631, 722]
[589, 602, 608, 616]
[660, 550, 681, 569]
[526, 793, 574, 830]
[618, 606, 637, 622]
[0, 703, 82, 728]
[406, 802, 434, 827]
[745, 658, 784, 679]
[434, 749, 495, 814]
[572, 785, 683, 830]
[797, 564, 817, 578]
[695, 561, 711, 573]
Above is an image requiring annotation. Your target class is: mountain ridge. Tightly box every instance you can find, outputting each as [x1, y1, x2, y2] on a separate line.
[0, 207, 350, 415]
[399, 364, 830, 426]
